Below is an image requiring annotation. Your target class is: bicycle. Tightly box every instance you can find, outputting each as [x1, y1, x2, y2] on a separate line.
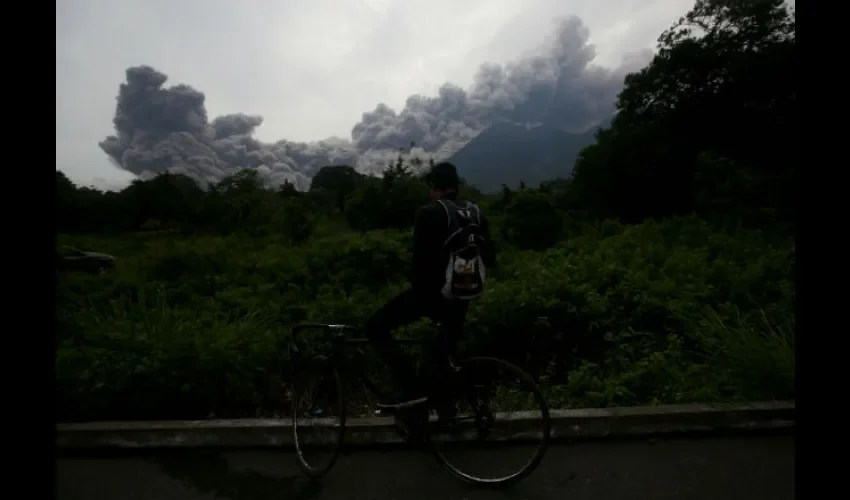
[287, 322, 551, 487]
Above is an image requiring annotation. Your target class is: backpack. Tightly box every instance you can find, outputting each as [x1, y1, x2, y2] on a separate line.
[437, 199, 487, 300]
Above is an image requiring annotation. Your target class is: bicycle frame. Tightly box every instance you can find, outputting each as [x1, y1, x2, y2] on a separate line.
[289, 323, 429, 403]
[288, 323, 552, 486]
[290, 322, 486, 430]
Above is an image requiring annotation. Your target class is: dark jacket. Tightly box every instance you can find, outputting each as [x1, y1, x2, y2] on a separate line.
[411, 193, 496, 296]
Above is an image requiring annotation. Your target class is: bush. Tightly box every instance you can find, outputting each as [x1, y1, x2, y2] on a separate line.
[56, 214, 794, 421]
[345, 176, 429, 231]
[56, 287, 282, 421]
[502, 190, 562, 250]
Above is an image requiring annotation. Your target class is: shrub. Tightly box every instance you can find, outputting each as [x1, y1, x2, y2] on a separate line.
[502, 190, 562, 250]
[56, 214, 794, 420]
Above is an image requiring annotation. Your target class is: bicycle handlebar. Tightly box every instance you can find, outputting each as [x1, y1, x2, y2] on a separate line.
[291, 323, 357, 343]
[289, 322, 431, 349]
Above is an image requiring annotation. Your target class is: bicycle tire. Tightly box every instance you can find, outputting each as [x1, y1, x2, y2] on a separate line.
[428, 356, 551, 487]
[290, 353, 346, 478]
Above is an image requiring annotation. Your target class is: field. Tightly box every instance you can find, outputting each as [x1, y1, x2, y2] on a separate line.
[56, 211, 795, 422]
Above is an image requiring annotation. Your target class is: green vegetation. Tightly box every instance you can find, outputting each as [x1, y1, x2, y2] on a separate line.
[56, 0, 795, 422]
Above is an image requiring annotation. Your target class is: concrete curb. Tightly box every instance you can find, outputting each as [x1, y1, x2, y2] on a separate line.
[56, 401, 794, 450]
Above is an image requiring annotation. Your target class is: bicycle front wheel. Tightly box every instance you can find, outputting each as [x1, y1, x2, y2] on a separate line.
[427, 356, 551, 487]
[290, 351, 346, 478]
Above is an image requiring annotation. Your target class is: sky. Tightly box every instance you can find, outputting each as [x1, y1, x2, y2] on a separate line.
[56, 0, 695, 190]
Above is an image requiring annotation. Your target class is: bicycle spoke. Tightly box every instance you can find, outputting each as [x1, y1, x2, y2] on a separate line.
[290, 354, 345, 478]
[428, 357, 551, 486]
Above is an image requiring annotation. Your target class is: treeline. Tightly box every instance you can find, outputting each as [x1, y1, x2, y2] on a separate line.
[569, 0, 796, 229]
[57, 157, 454, 240]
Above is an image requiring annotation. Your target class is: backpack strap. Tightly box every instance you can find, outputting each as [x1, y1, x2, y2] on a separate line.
[436, 199, 452, 229]
[470, 203, 481, 225]
[439, 199, 481, 228]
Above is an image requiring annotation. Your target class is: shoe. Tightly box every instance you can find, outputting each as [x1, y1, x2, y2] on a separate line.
[376, 392, 428, 409]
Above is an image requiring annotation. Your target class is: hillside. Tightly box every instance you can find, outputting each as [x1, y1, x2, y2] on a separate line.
[448, 122, 598, 192]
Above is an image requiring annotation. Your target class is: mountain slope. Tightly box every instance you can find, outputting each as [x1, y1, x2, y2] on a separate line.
[448, 123, 598, 192]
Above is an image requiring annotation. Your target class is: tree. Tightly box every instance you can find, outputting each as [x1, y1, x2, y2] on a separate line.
[310, 165, 363, 213]
[56, 171, 78, 232]
[503, 190, 562, 250]
[345, 153, 430, 231]
[278, 180, 300, 198]
[111, 172, 204, 232]
[570, 0, 796, 227]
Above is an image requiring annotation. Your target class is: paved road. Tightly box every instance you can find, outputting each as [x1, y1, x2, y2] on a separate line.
[56, 434, 793, 500]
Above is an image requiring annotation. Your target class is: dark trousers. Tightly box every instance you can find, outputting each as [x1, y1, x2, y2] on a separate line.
[363, 287, 469, 395]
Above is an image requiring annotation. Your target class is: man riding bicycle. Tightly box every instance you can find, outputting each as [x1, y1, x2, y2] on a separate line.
[364, 161, 497, 409]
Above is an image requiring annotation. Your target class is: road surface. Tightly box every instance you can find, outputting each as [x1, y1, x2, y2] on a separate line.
[56, 434, 793, 500]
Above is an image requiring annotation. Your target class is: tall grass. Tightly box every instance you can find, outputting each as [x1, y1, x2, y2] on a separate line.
[539, 304, 795, 410]
[56, 217, 795, 420]
[685, 304, 795, 401]
[56, 286, 285, 421]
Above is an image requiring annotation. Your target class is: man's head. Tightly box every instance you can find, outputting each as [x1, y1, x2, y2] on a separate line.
[424, 162, 460, 200]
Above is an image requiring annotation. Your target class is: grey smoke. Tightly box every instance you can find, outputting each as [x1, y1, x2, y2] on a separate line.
[99, 16, 650, 189]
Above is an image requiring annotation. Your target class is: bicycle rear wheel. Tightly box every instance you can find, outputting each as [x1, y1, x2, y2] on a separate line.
[290, 351, 346, 478]
[427, 356, 551, 487]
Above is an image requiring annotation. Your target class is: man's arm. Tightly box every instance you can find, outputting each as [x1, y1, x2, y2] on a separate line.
[412, 203, 445, 293]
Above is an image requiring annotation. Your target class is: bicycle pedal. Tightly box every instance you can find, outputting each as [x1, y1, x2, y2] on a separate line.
[373, 406, 400, 417]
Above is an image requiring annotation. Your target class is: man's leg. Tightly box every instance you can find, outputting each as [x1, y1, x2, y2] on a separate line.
[362, 288, 428, 408]
[431, 300, 470, 365]
[427, 300, 470, 418]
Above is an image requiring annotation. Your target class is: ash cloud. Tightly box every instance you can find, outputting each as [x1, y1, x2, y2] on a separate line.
[99, 16, 650, 189]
